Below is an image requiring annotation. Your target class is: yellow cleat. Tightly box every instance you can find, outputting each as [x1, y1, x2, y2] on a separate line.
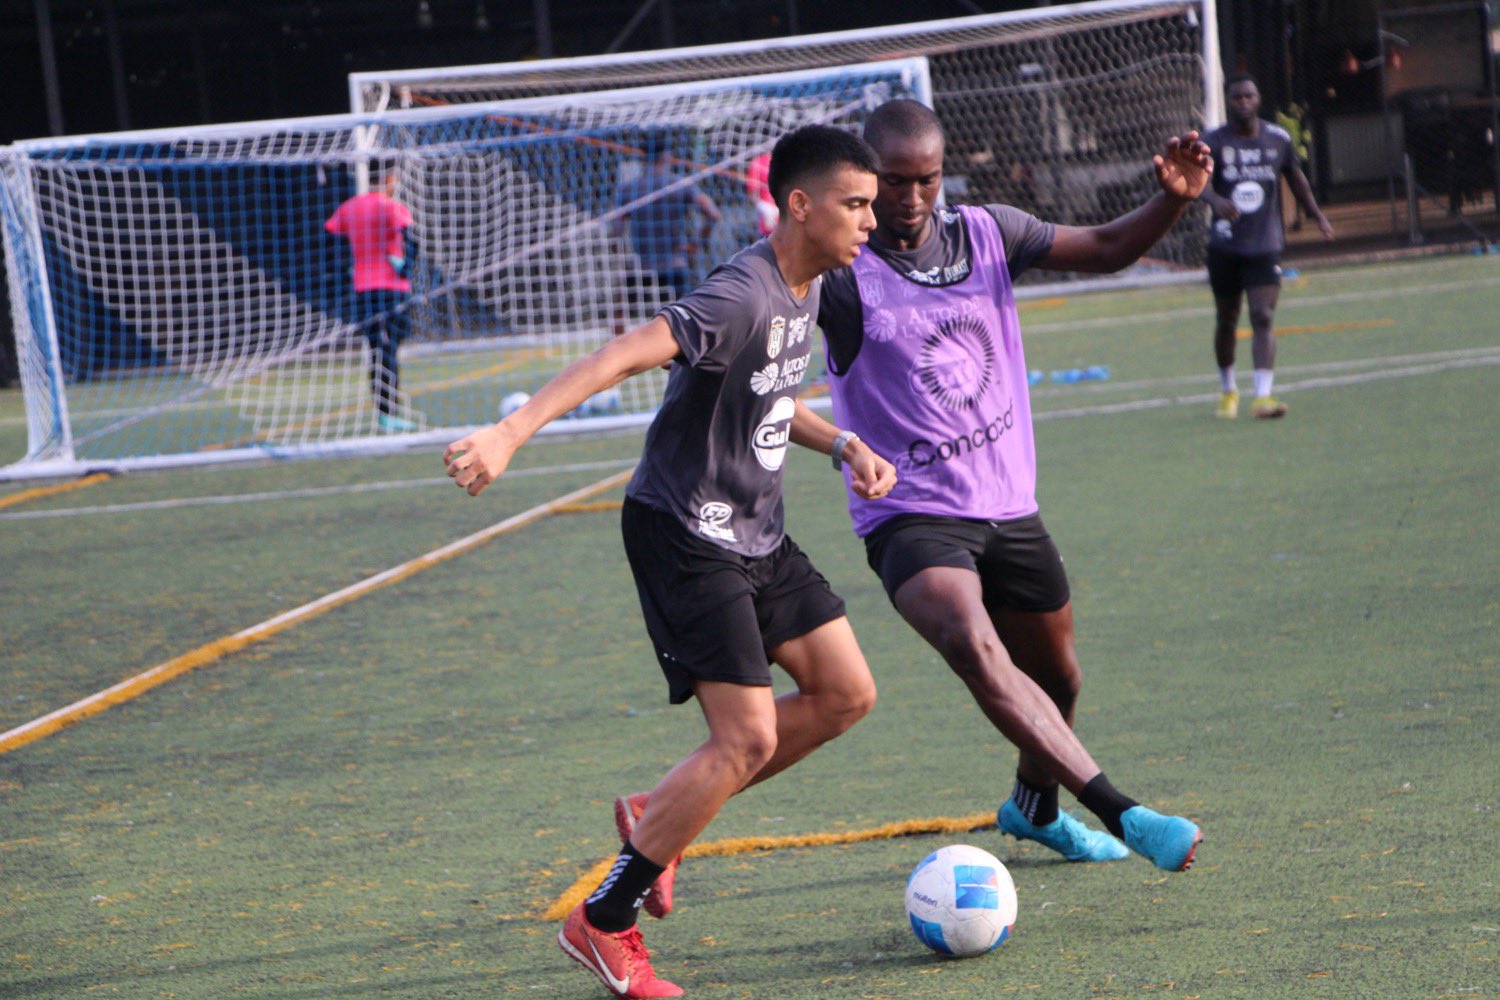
[1215, 389, 1240, 419]
[1251, 395, 1288, 419]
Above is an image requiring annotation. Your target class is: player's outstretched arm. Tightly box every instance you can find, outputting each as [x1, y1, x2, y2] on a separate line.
[1041, 131, 1213, 275]
[445, 318, 679, 496]
[789, 400, 897, 500]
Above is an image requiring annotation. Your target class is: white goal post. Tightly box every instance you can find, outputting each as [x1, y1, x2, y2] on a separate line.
[0, 59, 930, 479]
[352, 0, 1224, 284]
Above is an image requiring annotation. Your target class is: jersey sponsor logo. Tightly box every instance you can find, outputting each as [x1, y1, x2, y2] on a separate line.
[1231, 180, 1266, 214]
[910, 315, 995, 411]
[749, 354, 810, 395]
[898, 400, 1016, 473]
[903, 258, 971, 286]
[767, 315, 786, 357]
[786, 314, 810, 349]
[752, 396, 796, 471]
[697, 500, 738, 542]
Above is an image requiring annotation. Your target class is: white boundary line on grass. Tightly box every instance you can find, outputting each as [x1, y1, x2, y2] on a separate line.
[0, 467, 635, 756]
[1023, 273, 1500, 335]
[7, 348, 1497, 523]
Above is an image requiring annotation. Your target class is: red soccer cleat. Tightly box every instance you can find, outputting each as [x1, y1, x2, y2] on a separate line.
[557, 902, 684, 998]
[615, 792, 682, 919]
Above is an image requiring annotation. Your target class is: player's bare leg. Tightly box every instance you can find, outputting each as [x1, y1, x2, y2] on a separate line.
[626, 682, 781, 868]
[894, 567, 1100, 790]
[1214, 292, 1243, 418]
[897, 569, 1198, 868]
[741, 616, 877, 789]
[1246, 283, 1287, 417]
[990, 604, 1082, 788]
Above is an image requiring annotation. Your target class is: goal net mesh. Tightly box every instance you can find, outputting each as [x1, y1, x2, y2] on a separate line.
[354, 0, 1217, 279]
[0, 60, 926, 475]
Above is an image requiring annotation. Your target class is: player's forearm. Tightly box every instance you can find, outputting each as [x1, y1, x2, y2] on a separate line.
[1287, 172, 1326, 223]
[1056, 192, 1192, 274]
[790, 400, 840, 454]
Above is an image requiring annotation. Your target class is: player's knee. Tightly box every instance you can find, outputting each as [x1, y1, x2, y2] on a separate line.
[936, 623, 1007, 680]
[827, 676, 877, 732]
[1248, 307, 1274, 331]
[722, 722, 778, 775]
[1040, 663, 1082, 713]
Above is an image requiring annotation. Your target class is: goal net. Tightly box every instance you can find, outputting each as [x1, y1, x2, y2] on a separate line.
[352, 0, 1222, 284]
[0, 59, 929, 478]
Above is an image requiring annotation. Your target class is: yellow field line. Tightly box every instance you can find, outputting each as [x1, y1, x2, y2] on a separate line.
[0, 468, 635, 756]
[0, 472, 114, 511]
[1236, 319, 1393, 339]
[555, 500, 624, 514]
[539, 811, 996, 921]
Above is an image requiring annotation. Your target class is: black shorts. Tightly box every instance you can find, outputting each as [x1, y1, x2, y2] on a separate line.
[1207, 247, 1282, 299]
[621, 498, 847, 704]
[862, 512, 1070, 613]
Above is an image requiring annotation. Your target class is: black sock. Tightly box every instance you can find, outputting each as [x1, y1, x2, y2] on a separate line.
[1010, 773, 1060, 826]
[584, 840, 666, 933]
[1077, 773, 1139, 838]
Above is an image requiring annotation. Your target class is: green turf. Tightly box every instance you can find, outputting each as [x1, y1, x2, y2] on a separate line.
[2, 255, 1497, 998]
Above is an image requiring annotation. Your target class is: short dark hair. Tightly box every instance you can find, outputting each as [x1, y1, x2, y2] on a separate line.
[863, 99, 944, 152]
[1224, 71, 1258, 92]
[767, 125, 879, 209]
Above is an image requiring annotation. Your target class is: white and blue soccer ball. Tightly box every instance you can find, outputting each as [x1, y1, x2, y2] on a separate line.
[905, 844, 1017, 958]
[582, 387, 622, 416]
[499, 391, 531, 418]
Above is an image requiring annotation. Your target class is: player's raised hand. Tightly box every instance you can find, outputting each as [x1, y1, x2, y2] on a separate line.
[1153, 131, 1212, 202]
[846, 441, 897, 501]
[444, 423, 520, 496]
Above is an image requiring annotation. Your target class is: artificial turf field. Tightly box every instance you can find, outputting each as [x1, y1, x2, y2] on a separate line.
[1, 254, 1496, 998]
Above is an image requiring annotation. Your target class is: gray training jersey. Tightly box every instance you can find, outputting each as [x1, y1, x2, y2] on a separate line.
[818, 204, 1054, 372]
[626, 240, 819, 558]
[1203, 121, 1296, 256]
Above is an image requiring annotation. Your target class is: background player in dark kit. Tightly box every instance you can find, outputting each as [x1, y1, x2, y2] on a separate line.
[1202, 73, 1334, 419]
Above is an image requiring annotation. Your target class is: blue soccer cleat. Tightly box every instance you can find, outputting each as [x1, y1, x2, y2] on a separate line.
[1120, 806, 1202, 871]
[998, 800, 1130, 863]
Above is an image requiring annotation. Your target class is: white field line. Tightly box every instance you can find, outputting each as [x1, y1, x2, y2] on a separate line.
[1022, 273, 1500, 335]
[9, 347, 1496, 524]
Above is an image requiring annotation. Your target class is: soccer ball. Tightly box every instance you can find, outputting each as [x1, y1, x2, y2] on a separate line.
[905, 844, 1016, 958]
[582, 387, 622, 416]
[499, 391, 531, 417]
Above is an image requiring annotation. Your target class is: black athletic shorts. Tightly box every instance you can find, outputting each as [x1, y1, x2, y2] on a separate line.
[862, 511, 1070, 613]
[1207, 247, 1282, 299]
[621, 498, 847, 704]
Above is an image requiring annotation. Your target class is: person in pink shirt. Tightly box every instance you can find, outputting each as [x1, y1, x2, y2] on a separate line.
[325, 171, 417, 432]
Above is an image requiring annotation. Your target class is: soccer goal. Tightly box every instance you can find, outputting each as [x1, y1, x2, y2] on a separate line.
[0, 58, 930, 478]
[352, 0, 1223, 282]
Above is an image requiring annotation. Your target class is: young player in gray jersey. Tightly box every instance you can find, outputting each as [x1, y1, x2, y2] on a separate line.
[445, 125, 896, 999]
[1202, 72, 1334, 419]
[808, 99, 1211, 873]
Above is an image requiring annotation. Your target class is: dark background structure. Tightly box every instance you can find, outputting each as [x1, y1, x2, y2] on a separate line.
[3, 0, 1496, 387]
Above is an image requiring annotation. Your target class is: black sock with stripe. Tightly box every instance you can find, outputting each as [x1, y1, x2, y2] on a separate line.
[1010, 773, 1060, 826]
[583, 840, 665, 933]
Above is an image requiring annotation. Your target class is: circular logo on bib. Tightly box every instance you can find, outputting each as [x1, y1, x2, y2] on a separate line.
[912, 314, 995, 411]
[752, 396, 796, 471]
[1231, 180, 1265, 215]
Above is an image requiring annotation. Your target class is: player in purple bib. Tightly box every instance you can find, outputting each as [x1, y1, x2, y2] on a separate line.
[808, 99, 1210, 872]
